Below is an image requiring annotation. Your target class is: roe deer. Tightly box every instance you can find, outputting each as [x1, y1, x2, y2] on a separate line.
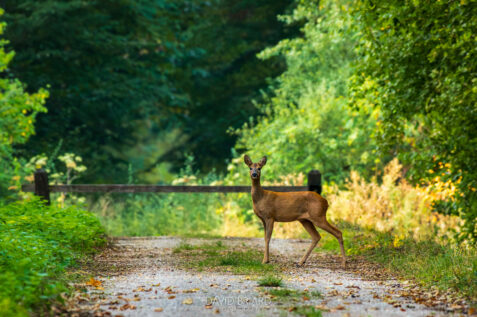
[244, 155, 346, 267]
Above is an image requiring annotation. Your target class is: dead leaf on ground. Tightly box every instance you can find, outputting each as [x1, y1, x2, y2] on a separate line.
[183, 298, 193, 305]
[86, 278, 102, 287]
[154, 308, 163, 312]
[119, 304, 136, 311]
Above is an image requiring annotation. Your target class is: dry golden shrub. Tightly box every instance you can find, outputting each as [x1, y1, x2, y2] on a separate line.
[327, 158, 460, 241]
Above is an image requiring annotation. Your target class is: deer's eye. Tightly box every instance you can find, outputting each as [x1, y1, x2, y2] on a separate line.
[258, 168, 261, 171]
[250, 168, 252, 170]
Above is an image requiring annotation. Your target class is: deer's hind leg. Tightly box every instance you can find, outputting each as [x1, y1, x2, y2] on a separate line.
[312, 217, 346, 267]
[298, 220, 321, 266]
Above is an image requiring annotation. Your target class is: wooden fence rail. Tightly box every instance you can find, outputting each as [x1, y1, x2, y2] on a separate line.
[22, 169, 322, 205]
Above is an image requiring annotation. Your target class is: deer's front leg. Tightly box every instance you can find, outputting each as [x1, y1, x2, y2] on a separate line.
[263, 219, 274, 264]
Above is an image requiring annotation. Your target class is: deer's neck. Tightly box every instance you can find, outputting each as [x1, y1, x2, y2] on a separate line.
[251, 178, 264, 203]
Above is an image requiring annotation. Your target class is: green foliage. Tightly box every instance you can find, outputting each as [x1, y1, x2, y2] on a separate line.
[2, 0, 296, 180]
[351, 0, 477, 241]
[0, 199, 105, 315]
[292, 306, 323, 317]
[257, 275, 283, 287]
[0, 9, 48, 201]
[231, 0, 380, 184]
[3, 0, 193, 182]
[172, 0, 296, 172]
[93, 192, 223, 237]
[265, 288, 322, 300]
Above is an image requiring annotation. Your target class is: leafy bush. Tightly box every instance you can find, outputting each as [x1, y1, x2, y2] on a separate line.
[351, 0, 477, 241]
[0, 8, 48, 202]
[0, 199, 105, 315]
[327, 159, 461, 242]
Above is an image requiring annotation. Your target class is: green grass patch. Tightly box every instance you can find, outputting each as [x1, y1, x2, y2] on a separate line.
[198, 249, 277, 274]
[173, 240, 226, 254]
[266, 288, 322, 300]
[291, 306, 322, 317]
[316, 221, 477, 301]
[177, 241, 278, 275]
[257, 275, 283, 287]
[0, 199, 105, 316]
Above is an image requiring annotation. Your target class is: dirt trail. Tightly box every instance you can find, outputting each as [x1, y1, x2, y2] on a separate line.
[72, 237, 458, 317]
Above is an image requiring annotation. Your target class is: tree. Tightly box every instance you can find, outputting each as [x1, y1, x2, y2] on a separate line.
[3, 0, 297, 181]
[153, 0, 297, 173]
[229, 0, 379, 184]
[3, 0, 190, 182]
[352, 0, 477, 241]
[0, 9, 48, 200]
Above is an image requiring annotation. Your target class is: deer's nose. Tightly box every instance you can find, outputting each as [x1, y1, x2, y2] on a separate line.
[252, 173, 258, 177]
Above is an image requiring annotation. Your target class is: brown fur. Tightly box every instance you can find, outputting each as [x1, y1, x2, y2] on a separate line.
[244, 155, 346, 267]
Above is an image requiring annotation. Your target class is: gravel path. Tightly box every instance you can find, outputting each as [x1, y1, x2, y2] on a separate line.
[73, 237, 459, 317]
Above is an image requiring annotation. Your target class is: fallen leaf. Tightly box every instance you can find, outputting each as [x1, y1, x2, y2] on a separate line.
[154, 308, 163, 312]
[119, 304, 136, 311]
[314, 305, 329, 311]
[205, 304, 213, 309]
[183, 298, 193, 305]
[214, 308, 220, 314]
[303, 296, 310, 301]
[168, 295, 176, 299]
[335, 305, 345, 310]
[86, 278, 102, 288]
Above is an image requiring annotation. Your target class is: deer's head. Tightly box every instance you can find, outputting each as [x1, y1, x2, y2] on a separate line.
[244, 155, 267, 180]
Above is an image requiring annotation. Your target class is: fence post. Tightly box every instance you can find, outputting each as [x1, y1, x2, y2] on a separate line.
[34, 169, 50, 205]
[307, 170, 322, 195]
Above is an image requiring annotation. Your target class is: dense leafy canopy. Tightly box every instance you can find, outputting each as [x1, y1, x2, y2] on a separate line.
[352, 0, 477, 240]
[231, 0, 380, 183]
[3, 0, 192, 182]
[3, 0, 295, 181]
[173, 0, 296, 172]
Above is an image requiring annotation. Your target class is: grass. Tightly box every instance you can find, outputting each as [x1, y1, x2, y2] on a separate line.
[291, 306, 322, 317]
[266, 288, 322, 300]
[257, 275, 283, 287]
[197, 249, 277, 274]
[175, 241, 278, 275]
[173, 241, 226, 253]
[358, 234, 477, 301]
[0, 198, 105, 316]
[315, 221, 477, 302]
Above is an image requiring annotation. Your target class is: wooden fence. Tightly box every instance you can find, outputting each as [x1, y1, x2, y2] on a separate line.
[22, 169, 322, 205]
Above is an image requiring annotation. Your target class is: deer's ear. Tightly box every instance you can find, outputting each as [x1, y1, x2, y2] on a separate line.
[244, 155, 253, 166]
[258, 156, 267, 167]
